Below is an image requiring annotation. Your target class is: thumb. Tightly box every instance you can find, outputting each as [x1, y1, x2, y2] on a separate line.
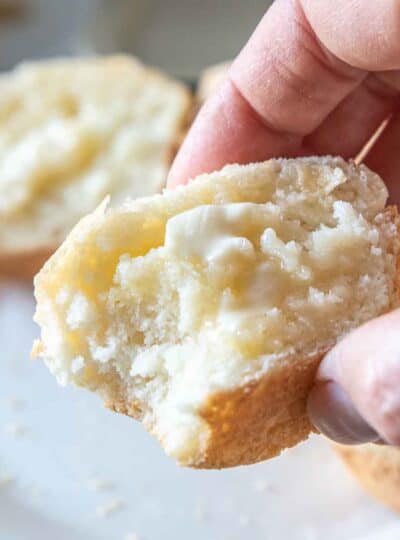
[307, 309, 400, 445]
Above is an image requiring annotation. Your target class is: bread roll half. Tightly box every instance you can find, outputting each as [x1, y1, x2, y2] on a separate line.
[335, 444, 400, 513]
[33, 157, 400, 468]
[0, 56, 191, 278]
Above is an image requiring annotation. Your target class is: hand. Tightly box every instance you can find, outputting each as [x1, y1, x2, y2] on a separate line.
[168, 0, 400, 446]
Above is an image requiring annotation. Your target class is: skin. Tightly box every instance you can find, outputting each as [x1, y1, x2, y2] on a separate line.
[168, 0, 400, 446]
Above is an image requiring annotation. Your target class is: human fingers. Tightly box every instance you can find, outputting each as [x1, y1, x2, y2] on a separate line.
[167, 0, 363, 187]
[169, 0, 400, 187]
[301, 0, 400, 71]
[304, 74, 399, 158]
[308, 310, 400, 445]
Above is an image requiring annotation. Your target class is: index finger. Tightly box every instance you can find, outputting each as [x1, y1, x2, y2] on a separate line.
[169, 0, 400, 188]
[167, 0, 364, 187]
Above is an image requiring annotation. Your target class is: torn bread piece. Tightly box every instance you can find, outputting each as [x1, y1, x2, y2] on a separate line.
[0, 55, 192, 278]
[33, 157, 400, 468]
[335, 444, 400, 513]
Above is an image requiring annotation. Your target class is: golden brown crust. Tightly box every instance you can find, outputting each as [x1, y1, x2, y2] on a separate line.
[388, 206, 400, 305]
[382, 205, 400, 307]
[335, 444, 400, 513]
[197, 352, 322, 468]
[107, 398, 144, 421]
[107, 352, 321, 468]
[0, 247, 54, 281]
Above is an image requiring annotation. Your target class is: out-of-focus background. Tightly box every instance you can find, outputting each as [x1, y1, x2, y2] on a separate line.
[1, 1, 400, 539]
[0, 0, 267, 77]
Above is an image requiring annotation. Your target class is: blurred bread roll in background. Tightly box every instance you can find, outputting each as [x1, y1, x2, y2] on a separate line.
[33, 157, 400, 468]
[336, 444, 400, 513]
[0, 56, 192, 278]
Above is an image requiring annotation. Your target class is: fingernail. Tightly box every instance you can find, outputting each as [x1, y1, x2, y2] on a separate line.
[307, 381, 381, 444]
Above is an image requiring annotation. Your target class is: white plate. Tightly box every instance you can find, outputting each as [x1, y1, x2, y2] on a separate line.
[0, 281, 398, 540]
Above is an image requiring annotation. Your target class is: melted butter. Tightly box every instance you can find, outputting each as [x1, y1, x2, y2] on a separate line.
[163, 201, 377, 355]
[164, 203, 261, 263]
[164, 202, 309, 308]
[47, 196, 384, 366]
[164, 204, 297, 342]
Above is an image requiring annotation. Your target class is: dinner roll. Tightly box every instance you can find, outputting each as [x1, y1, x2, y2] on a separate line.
[33, 157, 400, 468]
[0, 56, 191, 278]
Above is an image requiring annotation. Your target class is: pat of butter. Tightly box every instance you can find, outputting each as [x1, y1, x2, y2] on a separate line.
[164, 203, 259, 263]
[164, 203, 315, 333]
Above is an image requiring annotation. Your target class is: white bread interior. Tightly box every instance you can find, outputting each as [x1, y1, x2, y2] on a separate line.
[0, 55, 191, 277]
[33, 157, 400, 468]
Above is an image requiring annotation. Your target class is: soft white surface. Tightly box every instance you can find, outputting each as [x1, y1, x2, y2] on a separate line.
[0, 281, 397, 540]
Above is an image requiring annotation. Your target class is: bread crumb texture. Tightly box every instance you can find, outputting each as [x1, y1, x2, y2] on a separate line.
[0, 56, 191, 260]
[33, 158, 400, 468]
